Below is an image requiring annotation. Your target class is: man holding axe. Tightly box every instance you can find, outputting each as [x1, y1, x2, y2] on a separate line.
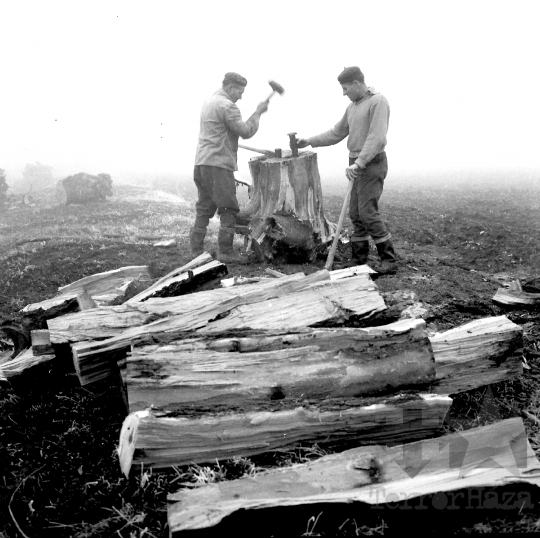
[190, 72, 272, 264]
[296, 66, 398, 275]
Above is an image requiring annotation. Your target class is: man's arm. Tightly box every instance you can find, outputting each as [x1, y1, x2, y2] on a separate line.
[224, 101, 268, 140]
[297, 110, 349, 149]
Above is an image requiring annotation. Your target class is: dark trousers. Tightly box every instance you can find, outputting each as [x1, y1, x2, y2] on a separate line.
[349, 152, 391, 244]
[193, 165, 239, 231]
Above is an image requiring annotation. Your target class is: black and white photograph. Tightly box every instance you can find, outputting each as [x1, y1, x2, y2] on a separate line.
[1, 1, 539, 536]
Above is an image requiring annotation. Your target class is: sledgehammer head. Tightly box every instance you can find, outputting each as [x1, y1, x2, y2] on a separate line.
[268, 80, 285, 96]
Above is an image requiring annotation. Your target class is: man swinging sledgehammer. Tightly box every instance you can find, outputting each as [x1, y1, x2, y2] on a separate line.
[190, 72, 272, 264]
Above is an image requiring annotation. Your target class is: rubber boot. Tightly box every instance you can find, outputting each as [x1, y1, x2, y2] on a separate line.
[189, 227, 206, 257]
[374, 238, 398, 275]
[217, 227, 250, 265]
[338, 240, 370, 268]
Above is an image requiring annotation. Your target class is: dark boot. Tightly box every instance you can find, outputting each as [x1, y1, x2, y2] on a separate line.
[374, 238, 398, 275]
[217, 227, 250, 265]
[338, 240, 370, 268]
[189, 227, 206, 257]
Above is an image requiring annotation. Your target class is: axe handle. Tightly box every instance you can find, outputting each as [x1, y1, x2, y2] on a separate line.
[238, 144, 275, 157]
[325, 178, 354, 270]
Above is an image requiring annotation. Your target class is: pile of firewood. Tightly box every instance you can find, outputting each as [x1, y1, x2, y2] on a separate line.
[2, 253, 540, 537]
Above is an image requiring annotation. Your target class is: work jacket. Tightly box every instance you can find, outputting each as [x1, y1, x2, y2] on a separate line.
[307, 88, 390, 168]
[194, 89, 260, 171]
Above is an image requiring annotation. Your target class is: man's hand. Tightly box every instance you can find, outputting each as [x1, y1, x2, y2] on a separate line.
[256, 101, 269, 115]
[345, 163, 363, 181]
[296, 138, 310, 148]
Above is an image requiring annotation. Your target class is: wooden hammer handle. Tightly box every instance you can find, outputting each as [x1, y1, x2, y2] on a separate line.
[325, 179, 354, 270]
[238, 144, 275, 157]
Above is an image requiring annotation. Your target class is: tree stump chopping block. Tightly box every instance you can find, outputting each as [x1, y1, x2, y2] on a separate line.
[243, 152, 334, 263]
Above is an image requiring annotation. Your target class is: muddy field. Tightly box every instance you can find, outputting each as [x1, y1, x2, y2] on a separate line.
[1, 177, 540, 536]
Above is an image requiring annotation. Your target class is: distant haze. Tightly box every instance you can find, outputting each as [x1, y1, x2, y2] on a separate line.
[1, 0, 539, 191]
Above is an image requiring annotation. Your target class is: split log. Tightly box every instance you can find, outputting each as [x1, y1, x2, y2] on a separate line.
[126, 319, 436, 412]
[70, 271, 335, 385]
[21, 289, 96, 324]
[0, 347, 55, 381]
[329, 264, 376, 279]
[167, 418, 540, 535]
[57, 265, 150, 298]
[118, 393, 451, 474]
[126, 260, 226, 303]
[429, 316, 523, 394]
[46, 267, 368, 346]
[197, 274, 386, 334]
[55, 172, 113, 205]
[244, 152, 334, 263]
[493, 287, 540, 307]
[47, 273, 308, 345]
[126, 253, 213, 303]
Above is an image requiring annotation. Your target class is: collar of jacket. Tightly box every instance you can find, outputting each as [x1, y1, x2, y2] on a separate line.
[354, 86, 378, 104]
[215, 88, 232, 101]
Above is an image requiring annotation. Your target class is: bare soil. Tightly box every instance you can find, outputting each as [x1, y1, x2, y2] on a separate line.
[1, 179, 539, 536]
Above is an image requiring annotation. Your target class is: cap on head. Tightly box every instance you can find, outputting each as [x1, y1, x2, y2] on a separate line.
[337, 66, 364, 84]
[222, 72, 248, 88]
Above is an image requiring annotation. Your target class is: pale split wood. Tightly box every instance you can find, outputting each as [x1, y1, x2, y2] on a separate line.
[429, 315, 523, 394]
[70, 271, 333, 385]
[47, 273, 308, 345]
[126, 319, 435, 412]
[57, 265, 151, 297]
[167, 418, 540, 534]
[0, 348, 55, 380]
[117, 393, 452, 474]
[31, 330, 54, 356]
[493, 287, 540, 307]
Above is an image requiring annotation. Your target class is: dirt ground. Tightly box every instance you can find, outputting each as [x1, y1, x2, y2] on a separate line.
[1, 179, 540, 536]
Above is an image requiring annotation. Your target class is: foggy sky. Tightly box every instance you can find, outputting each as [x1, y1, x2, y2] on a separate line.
[1, 0, 539, 187]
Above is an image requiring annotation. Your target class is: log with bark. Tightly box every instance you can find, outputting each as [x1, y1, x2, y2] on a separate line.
[21, 289, 96, 331]
[126, 252, 213, 303]
[118, 393, 452, 475]
[243, 152, 334, 263]
[167, 418, 540, 535]
[125, 260, 226, 303]
[126, 319, 436, 412]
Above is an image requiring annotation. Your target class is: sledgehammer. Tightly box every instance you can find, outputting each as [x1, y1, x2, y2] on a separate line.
[264, 80, 285, 103]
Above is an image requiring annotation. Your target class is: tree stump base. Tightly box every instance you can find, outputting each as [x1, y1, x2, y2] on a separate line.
[242, 152, 334, 263]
